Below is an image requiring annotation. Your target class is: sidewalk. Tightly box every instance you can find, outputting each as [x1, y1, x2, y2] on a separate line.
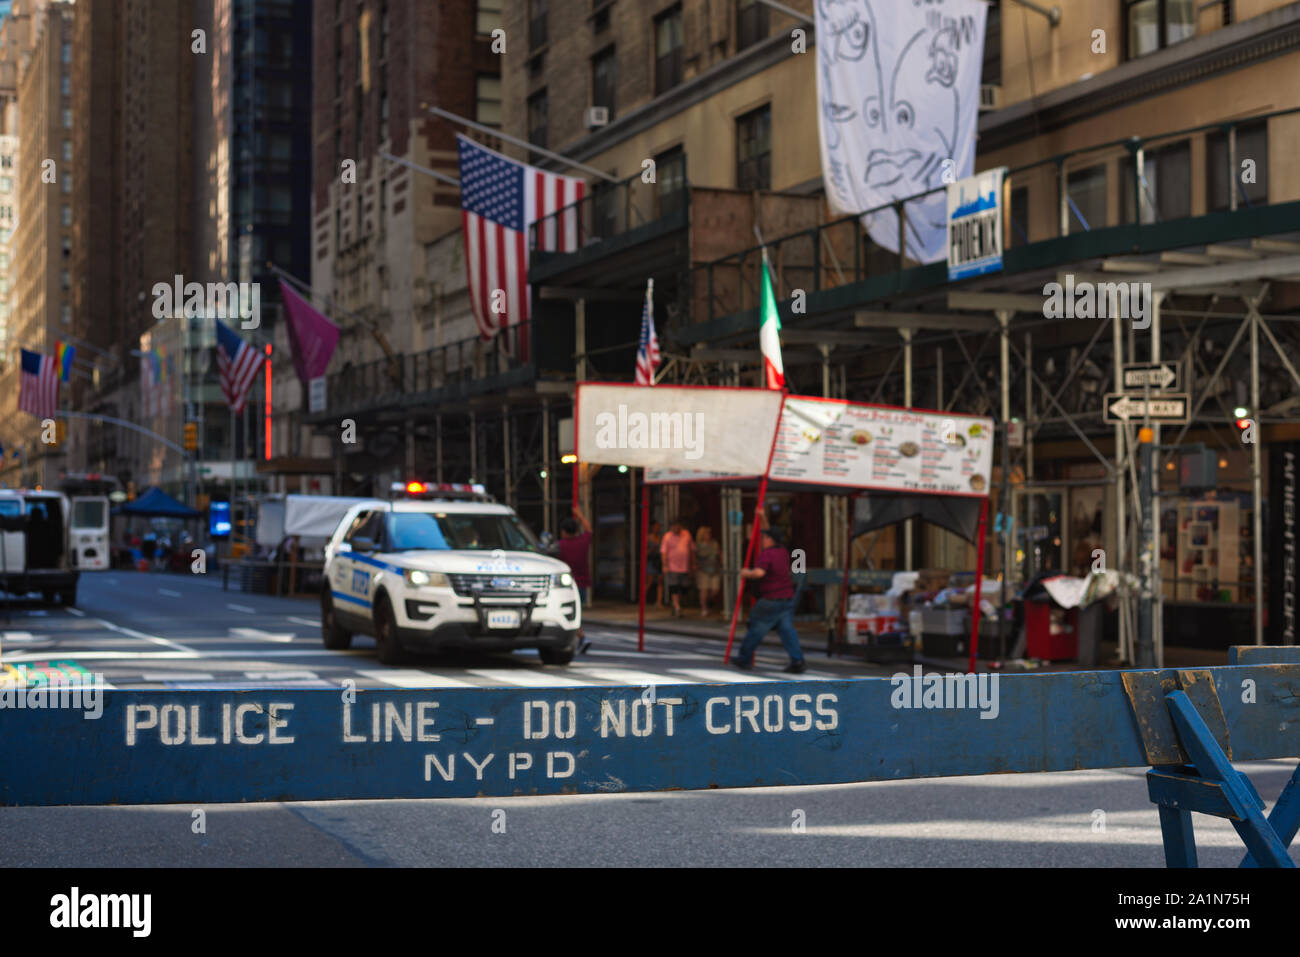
[585, 600, 1236, 672]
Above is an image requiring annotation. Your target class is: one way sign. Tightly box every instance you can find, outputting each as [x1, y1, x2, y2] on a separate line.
[1122, 362, 1178, 390]
[1104, 393, 1189, 423]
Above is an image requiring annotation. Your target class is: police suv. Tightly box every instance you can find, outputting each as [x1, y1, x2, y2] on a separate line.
[320, 482, 581, 665]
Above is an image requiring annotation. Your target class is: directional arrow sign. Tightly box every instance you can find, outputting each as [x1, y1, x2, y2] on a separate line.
[1104, 393, 1189, 423]
[1123, 362, 1178, 390]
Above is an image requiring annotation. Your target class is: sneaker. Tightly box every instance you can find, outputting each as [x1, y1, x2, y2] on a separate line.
[782, 660, 807, 674]
[729, 656, 753, 670]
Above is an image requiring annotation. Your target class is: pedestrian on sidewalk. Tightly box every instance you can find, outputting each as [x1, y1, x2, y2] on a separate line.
[646, 520, 664, 607]
[660, 518, 694, 617]
[695, 525, 721, 617]
[730, 510, 806, 674]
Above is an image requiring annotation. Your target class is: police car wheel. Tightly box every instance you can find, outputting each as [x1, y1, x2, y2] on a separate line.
[320, 591, 352, 650]
[538, 645, 575, 666]
[60, 589, 75, 607]
[373, 595, 407, 664]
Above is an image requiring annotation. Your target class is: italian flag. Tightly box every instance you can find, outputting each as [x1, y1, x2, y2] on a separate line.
[758, 250, 785, 390]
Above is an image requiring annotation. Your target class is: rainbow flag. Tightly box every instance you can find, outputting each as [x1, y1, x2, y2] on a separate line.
[54, 341, 75, 382]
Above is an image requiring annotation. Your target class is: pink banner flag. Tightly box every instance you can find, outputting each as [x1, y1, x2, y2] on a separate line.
[279, 279, 341, 384]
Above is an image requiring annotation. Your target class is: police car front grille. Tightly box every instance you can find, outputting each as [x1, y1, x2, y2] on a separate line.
[448, 573, 550, 597]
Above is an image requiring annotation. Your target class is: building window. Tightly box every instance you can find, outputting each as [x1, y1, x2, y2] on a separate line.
[1208, 121, 1268, 212]
[529, 0, 547, 50]
[592, 46, 616, 119]
[654, 6, 683, 95]
[654, 145, 685, 217]
[527, 89, 548, 155]
[477, 0, 503, 36]
[1124, 140, 1191, 223]
[61, 304, 70, 325]
[62, 141, 71, 162]
[476, 75, 502, 127]
[60, 74, 70, 96]
[379, 83, 389, 141]
[1125, 0, 1197, 59]
[982, 0, 1002, 86]
[1010, 186, 1029, 244]
[0, 176, 10, 193]
[61, 42, 70, 64]
[62, 173, 72, 194]
[62, 108, 72, 128]
[1066, 164, 1107, 233]
[737, 0, 769, 52]
[736, 105, 771, 191]
[62, 205, 71, 226]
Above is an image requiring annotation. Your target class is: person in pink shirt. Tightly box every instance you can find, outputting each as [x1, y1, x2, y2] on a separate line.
[659, 518, 694, 617]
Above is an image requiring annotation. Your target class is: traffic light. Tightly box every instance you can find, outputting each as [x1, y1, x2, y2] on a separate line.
[183, 422, 198, 452]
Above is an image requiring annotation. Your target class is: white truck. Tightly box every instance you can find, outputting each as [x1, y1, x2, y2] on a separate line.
[0, 489, 81, 605]
[320, 482, 581, 664]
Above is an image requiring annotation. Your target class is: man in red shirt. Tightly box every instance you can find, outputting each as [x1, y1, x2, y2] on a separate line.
[558, 507, 592, 638]
[659, 518, 694, 617]
[730, 509, 805, 673]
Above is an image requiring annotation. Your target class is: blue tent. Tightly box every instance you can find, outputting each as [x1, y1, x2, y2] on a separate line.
[112, 486, 200, 519]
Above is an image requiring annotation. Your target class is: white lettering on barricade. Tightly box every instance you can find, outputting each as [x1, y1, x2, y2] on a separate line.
[599, 696, 685, 738]
[705, 693, 838, 735]
[125, 701, 295, 746]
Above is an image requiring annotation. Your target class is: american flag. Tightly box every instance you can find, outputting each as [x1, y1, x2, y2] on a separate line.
[215, 319, 262, 413]
[457, 134, 586, 357]
[18, 348, 58, 419]
[635, 279, 660, 386]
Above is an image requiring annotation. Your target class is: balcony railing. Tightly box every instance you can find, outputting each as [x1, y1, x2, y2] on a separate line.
[322, 320, 535, 417]
[690, 106, 1300, 327]
[528, 152, 688, 255]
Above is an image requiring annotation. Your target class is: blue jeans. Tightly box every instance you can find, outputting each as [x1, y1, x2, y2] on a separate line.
[736, 598, 804, 663]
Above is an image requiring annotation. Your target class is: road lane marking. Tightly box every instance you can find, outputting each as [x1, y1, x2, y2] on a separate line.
[357, 669, 476, 688]
[65, 608, 85, 617]
[92, 618, 198, 654]
[158, 588, 182, 598]
[228, 627, 296, 642]
[287, 616, 319, 628]
[668, 668, 774, 684]
[226, 603, 256, 613]
[465, 668, 596, 688]
[568, 668, 699, 686]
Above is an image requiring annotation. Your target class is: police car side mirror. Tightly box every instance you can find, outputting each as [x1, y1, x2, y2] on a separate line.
[336, 542, 352, 553]
[350, 537, 375, 553]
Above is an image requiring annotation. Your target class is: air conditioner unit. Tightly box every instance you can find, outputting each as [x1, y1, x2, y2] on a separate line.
[979, 84, 1002, 112]
[584, 106, 609, 129]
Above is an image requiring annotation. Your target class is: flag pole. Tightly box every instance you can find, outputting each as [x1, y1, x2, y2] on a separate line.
[422, 105, 619, 183]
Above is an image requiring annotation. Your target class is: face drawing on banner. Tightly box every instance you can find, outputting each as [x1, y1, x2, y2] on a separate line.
[819, 1, 969, 249]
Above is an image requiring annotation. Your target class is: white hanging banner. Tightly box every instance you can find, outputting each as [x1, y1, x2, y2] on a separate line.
[816, 0, 988, 264]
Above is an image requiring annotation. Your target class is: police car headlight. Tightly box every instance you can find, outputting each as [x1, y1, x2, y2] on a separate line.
[553, 572, 574, 588]
[405, 570, 447, 587]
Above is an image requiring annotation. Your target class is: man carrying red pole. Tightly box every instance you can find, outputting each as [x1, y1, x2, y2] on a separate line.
[729, 506, 806, 674]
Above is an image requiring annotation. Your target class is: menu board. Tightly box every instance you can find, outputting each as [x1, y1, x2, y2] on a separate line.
[768, 398, 993, 496]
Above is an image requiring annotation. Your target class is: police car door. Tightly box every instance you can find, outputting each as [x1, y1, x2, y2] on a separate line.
[333, 509, 379, 615]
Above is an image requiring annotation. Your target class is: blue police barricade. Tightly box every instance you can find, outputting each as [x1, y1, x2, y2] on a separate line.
[2, 653, 1299, 867]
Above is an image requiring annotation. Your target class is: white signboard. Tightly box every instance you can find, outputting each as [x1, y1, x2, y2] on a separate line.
[768, 398, 994, 497]
[947, 167, 1005, 281]
[576, 384, 784, 475]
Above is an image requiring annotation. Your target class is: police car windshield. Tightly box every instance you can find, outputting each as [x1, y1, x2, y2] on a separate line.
[385, 511, 539, 552]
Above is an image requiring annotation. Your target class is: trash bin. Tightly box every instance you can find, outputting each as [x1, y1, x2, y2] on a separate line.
[1024, 600, 1078, 660]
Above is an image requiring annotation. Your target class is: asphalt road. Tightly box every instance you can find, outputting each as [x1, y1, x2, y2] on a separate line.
[0, 569, 1294, 867]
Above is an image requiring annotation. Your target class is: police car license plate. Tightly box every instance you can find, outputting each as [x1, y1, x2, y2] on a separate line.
[486, 610, 521, 629]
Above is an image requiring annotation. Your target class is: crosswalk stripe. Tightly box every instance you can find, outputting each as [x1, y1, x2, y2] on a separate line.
[358, 669, 476, 689]
[244, 670, 318, 681]
[287, 617, 319, 628]
[142, 672, 215, 682]
[465, 668, 596, 688]
[568, 668, 698, 686]
[668, 668, 774, 684]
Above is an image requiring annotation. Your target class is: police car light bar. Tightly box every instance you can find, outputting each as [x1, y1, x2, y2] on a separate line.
[391, 481, 488, 497]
